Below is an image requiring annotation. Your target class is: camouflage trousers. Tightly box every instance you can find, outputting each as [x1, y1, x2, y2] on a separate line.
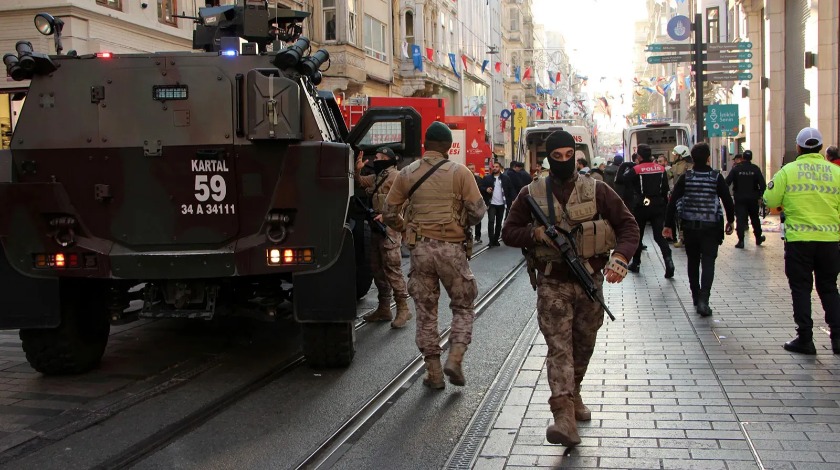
[408, 239, 478, 357]
[536, 273, 605, 410]
[371, 228, 407, 301]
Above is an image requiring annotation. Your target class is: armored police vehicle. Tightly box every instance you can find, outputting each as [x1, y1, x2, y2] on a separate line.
[0, 3, 421, 374]
[518, 120, 595, 174]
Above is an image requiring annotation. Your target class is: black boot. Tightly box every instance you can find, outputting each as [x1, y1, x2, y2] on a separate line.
[696, 290, 712, 317]
[783, 335, 816, 355]
[832, 337, 840, 355]
[735, 239, 745, 249]
[664, 256, 675, 279]
[756, 235, 766, 246]
[691, 290, 699, 306]
[628, 260, 640, 273]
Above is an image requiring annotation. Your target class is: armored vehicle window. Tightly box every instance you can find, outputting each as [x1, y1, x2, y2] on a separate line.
[359, 121, 403, 147]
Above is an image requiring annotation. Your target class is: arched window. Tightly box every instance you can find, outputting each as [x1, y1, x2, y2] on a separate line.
[405, 11, 414, 46]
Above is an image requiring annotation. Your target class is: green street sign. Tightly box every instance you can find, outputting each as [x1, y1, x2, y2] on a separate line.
[647, 54, 693, 64]
[646, 42, 752, 52]
[706, 72, 753, 81]
[646, 43, 693, 52]
[700, 62, 754, 71]
[706, 104, 739, 138]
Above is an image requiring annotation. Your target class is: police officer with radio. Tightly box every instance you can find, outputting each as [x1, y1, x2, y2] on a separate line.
[664, 143, 735, 317]
[625, 144, 674, 278]
[725, 149, 766, 248]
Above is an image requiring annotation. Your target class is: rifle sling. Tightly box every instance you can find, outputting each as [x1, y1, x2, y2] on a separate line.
[407, 160, 448, 199]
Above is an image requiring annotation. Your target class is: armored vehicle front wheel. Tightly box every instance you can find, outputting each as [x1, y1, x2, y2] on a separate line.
[302, 322, 355, 368]
[19, 284, 110, 375]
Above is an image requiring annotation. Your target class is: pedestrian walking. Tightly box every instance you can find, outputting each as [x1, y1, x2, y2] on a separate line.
[763, 127, 840, 355]
[603, 153, 622, 191]
[725, 149, 767, 248]
[663, 143, 735, 316]
[502, 130, 640, 447]
[354, 147, 412, 328]
[481, 161, 515, 246]
[467, 163, 486, 244]
[624, 144, 675, 278]
[383, 122, 487, 387]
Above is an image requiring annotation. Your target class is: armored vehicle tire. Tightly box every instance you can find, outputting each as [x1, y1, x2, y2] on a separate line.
[302, 322, 355, 368]
[354, 219, 374, 300]
[19, 288, 110, 375]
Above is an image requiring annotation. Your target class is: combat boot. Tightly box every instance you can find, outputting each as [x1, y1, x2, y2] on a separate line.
[363, 299, 392, 322]
[756, 235, 766, 246]
[664, 256, 675, 279]
[735, 239, 745, 249]
[831, 336, 840, 355]
[391, 295, 412, 329]
[696, 290, 712, 317]
[546, 398, 581, 447]
[444, 343, 467, 386]
[628, 259, 641, 273]
[572, 387, 591, 421]
[422, 355, 445, 389]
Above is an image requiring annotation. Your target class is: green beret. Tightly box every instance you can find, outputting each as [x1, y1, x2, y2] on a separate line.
[425, 121, 452, 142]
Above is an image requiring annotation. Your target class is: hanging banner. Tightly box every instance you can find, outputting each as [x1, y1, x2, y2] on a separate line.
[495, 62, 502, 73]
[425, 48, 434, 61]
[481, 60, 489, 73]
[449, 53, 461, 78]
[513, 108, 527, 143]
[412, 44, 423, 71]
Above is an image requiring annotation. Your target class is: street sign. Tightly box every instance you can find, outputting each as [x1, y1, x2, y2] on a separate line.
[667, 15, 691, 41]
[696, 62, 754, 71]
[706, 104, 739, 138]
[648, 51, 754, 64]
[646, 42, 752, 52]
[707, 42, 752, 51]
[646, 43, 693, 52]
[705, 72, 753, 81]
[647, 54, 693, 64]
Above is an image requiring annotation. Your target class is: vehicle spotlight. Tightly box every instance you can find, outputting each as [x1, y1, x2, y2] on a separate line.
[15, 41, 35, 71]
[34, 13, 65, 54]
[272, 37, 310, 69]
[298, 49, 329, 78]
[3, 53, 28, 81]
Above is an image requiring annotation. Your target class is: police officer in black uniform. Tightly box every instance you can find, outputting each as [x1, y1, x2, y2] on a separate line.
[664, 143, 735, 316]
[725, 149, 767, 248]
[624, 144, 674, 278]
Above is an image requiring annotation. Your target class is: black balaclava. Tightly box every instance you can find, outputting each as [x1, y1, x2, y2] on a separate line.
[373, 159, 397, 174]
[544, 131, 577, 180]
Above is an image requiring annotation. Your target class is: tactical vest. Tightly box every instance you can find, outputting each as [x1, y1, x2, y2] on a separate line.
[528, 174, 616, 263]
[405, 159, 465, 236]
[370, 167, 396, 213]
[681, 169, 721, 223]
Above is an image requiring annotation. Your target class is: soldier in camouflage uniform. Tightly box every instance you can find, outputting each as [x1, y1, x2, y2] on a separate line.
[502, 131, 639, 447]
[355, 147, 412, 328]
[383, 122, 486, 389]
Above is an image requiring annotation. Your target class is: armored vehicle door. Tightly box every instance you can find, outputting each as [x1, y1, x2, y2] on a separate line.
[346, 107, 422, 159]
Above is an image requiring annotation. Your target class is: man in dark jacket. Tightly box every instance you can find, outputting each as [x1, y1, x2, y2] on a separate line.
[665, 143, 735, 316]
[603, 154, 622, 190]
[725, 149, 767, 248]
[506, 161, 531, 196]
[481, 161, 515, 246]
[623, 144, 674, 278]
[614, 153, 637, 209]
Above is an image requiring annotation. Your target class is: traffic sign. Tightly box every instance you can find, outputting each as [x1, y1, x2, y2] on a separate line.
[696, 62, 753, 71]
[706, 104, 739, 138]
[667, 15, 691, 41]
[705, 72, 753, 81]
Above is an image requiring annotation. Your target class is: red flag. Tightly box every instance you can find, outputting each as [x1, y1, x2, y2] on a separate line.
[523, 66, 532, 80]
[461, 54, 468, 70]
[425, 48, 434, 61]
[555, 72, 562, 84]
[495, 62, 501, 73]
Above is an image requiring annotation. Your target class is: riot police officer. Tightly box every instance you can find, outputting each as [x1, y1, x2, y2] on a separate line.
[725, 149, 767, 248]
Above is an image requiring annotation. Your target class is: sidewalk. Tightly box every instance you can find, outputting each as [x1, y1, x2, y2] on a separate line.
[475, 220, 840, 469]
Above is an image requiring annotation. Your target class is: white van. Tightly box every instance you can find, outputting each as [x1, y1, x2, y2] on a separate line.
[623, 122, 692, 162]
[518, 122, 595, 175]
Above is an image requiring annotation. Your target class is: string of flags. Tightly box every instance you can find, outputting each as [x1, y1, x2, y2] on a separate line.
[404, 41, 579, 87]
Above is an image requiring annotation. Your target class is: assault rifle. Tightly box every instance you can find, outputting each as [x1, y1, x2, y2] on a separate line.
[353, 196, 393, 243]
[524, 195, 616, 321]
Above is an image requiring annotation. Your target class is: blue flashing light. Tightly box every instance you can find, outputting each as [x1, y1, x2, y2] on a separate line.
[221, 49, 237, 57]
